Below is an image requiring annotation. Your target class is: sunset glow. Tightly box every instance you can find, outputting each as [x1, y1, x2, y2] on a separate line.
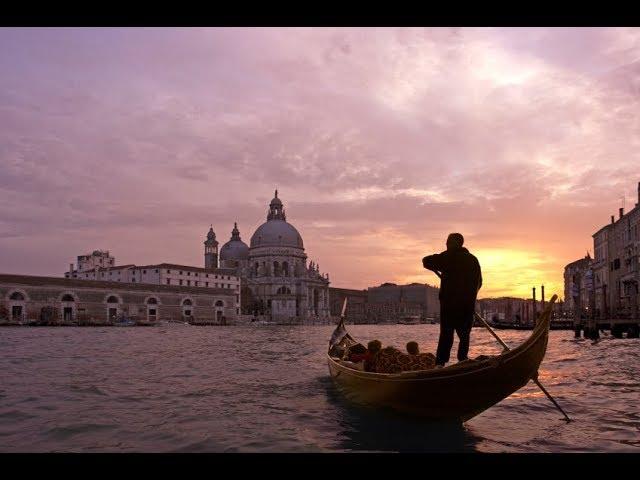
[2, 27, 640, 299]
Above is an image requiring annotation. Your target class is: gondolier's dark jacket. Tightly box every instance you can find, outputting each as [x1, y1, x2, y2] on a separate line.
[422, 247, 482, 309]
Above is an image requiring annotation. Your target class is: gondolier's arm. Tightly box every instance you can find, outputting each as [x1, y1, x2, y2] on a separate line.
[422, 253, 444, 275]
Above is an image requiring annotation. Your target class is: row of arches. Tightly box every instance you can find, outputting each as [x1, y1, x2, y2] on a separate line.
[4, 290, 227, 323]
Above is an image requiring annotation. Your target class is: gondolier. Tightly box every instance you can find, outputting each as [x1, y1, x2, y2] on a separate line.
[422, 233, 482, 367]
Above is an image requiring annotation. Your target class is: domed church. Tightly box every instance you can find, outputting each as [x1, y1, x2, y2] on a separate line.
[205, 190, 330, 323]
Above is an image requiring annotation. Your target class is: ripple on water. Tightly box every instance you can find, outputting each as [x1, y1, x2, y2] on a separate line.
[45, 423, 117, 440]
[0, 326, 638, 452]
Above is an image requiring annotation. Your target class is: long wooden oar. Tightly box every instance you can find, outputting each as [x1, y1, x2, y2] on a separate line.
[474, 310, 571, 422]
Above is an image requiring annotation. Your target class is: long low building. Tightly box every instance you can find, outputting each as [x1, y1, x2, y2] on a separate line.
[0, 273, 239, 325]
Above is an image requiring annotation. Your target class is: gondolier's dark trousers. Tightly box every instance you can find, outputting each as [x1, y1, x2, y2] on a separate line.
[436, 302, 475, 366]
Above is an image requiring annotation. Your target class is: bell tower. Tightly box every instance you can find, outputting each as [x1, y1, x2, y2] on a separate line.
[204, 225, 219, 269]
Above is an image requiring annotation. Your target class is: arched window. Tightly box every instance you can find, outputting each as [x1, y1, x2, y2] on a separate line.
[60, 294, 75, 322]
[277, 286, 291, 295]
[147, 297, 159, 322]
[282, 262, 289, 277]
[273, 261, 280, 277]
[215, 300, 224, 307]
[106, 295, 120, 322]
[9, 291, 26, 321]
[182, 299, 193, 306]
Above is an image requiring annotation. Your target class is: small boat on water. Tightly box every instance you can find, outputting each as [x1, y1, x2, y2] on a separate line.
[490, 321, 533, 330]
[397, 315, 421, 325]
[113, 318, 136, 327]
[327, 295, 557, 422]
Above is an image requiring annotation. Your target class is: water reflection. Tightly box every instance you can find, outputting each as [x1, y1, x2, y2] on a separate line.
[322, 377, 480, 452]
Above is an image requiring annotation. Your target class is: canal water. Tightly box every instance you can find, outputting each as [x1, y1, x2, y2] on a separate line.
[0, 325, 638, 452]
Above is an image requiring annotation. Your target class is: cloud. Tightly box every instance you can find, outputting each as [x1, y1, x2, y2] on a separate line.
[1, 27, 640, 297]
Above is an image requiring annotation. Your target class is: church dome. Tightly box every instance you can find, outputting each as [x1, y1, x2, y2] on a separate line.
[250, 220, 304, 248]
[220, 222, 249, 261]
[250, 190, 304, 249]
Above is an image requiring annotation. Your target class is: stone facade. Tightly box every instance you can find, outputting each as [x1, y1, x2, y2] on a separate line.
[329, 287, 367, 323]
[563, 254, 593, 315]
[64, 260, 240, 314]
[365, 283, 440, 323]
[0, 274, 239, 325]
[589, 182, 640, 319]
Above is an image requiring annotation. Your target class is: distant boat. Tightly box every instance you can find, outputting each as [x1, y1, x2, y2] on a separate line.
[113, 318, 136, 327]
[550, 319, 574, 330]
[491, 321, 533, 330]
[398, 315, 421, 325]
[253, 320, 277, 326]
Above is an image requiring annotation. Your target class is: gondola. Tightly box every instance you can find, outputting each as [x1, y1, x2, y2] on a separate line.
[327, 295, 557, 422]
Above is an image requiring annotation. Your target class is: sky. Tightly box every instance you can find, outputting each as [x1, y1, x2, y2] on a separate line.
[1, 27, 640, 299]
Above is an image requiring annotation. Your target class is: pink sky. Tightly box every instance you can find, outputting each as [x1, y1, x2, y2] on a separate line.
[1, 28, 640, 299]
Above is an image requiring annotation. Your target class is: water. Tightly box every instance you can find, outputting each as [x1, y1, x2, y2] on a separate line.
[0, 325, 638, 452]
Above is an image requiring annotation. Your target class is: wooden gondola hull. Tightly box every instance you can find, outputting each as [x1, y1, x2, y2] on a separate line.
[328, 296, 556, 422]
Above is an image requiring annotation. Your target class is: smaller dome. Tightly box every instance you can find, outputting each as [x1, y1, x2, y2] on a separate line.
[220, 222, 249, 261]
[206, 226, 216, 240]
[220, 241, 249, 261]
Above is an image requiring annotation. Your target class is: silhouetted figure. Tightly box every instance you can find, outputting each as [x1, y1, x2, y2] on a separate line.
[422, 233, 482, 366]
[406, 341, 420, 355]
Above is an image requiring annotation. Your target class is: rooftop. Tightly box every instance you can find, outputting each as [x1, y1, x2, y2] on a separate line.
[0, 273, 236, 295]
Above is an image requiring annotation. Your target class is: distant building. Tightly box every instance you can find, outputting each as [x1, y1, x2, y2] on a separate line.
[477, 296, 563, 325]
[65, 261, 239, 290]
[563, 253, 592, 316]
[329, 287, 367, 323]
[477, 297, 534, 325]
[243, 191, 331, 322]
[76, 250, 115, 272]
[63, 190, 331, 324]
[590, 181, 640, 318]
[0, 274, 239, 325]
[365, 282, 440, 323]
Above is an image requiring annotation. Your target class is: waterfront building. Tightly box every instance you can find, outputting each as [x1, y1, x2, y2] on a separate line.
[77, 250, 115, 271]
[61, 190, 328, 324]
[589, 182, 640, 319]
[243, 191, 331, 323]
[0, 273, 239, 325]
[364, 282, 440, 323]
[563, 253, 593, 316]
[65, 261, 239, 292]
[477, 297, 534, 325]
[328, 287, 367, 323]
